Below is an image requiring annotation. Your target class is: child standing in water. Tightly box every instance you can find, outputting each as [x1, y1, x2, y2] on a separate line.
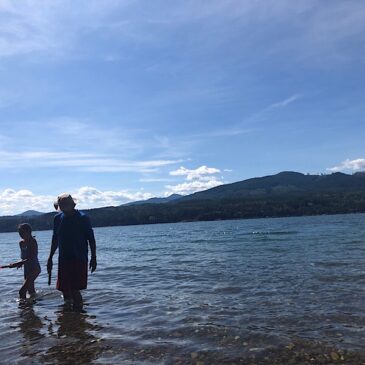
[11, 223, 41, 299]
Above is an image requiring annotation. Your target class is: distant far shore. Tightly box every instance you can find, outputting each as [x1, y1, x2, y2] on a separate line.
[2, 170, 365, 233]
[0, 196, 365, 234]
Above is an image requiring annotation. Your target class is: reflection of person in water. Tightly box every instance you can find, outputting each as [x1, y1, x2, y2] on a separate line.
[18, 304, 45, 358]
[43, 306, 104, 365]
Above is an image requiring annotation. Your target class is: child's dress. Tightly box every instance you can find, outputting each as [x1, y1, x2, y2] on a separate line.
[20, 239, 41, 279]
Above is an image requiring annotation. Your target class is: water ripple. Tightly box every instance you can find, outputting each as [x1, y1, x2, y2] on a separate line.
[0, 214, 365, 363]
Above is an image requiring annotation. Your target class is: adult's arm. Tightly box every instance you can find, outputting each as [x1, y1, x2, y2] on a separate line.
[47, 216, 59, 274]
[48, 235, 58, 260]
[89, 236, 97, 272]
[84, 215, 97, 272]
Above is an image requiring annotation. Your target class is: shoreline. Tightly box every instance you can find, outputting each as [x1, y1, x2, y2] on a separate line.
[0, 210, 364, 234]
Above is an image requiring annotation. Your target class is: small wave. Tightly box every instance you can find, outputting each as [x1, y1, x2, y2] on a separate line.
[251, 231, 298, 236]
[212, 286, 242, 294]
[267, 247, 289, 253]
[313, 261, 350, 268]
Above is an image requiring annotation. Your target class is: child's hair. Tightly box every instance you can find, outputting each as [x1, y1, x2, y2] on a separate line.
[18, 223, 32, 233]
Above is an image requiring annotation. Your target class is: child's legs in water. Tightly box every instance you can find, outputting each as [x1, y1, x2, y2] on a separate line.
[27, 278, 36, 296]
[19, 269, 40, 299]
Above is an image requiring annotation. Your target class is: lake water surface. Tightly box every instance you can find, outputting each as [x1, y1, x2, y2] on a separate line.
[0, 214, 364, 364]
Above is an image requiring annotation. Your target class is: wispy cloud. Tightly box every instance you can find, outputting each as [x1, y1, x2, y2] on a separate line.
[190, 128, 257, 139]
[139, 177, 173, 183]
[46, 118, 142, 152]
[0, 150, 182, 173]
[327, 158, 365, 172]
[0, 1, 132, 58]
[0, 90, 20, 108]
[271, 94, 301, 108]
[213, 93, 302, 134]
[85, 159, 182, 173]
[0, 133, 11, 146]
[1, 1, 363, 65]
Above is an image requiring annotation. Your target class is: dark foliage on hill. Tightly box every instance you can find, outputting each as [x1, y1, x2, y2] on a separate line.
[179, 171, 365, 200]
[123, 194, 182, 206]
[1, 171, 365, 233]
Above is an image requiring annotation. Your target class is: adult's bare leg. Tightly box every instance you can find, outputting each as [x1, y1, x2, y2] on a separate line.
[71, 290, 83, 311]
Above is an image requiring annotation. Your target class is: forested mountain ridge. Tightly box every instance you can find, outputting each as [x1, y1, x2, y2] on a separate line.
[1, 171, 365, 233]
[179, 171, 365, 200]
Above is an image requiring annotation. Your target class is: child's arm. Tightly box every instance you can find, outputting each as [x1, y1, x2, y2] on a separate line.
[9, 259, 27, 268]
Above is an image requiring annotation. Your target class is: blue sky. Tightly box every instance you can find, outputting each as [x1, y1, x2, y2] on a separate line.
[0, 0, 365, 214]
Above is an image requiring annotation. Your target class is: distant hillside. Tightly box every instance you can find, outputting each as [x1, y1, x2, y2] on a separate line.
[178, 171, 365, 201]
[1, 171, 365, 233]
[17, 210, 45, 217]
[124, 194, 182, 206]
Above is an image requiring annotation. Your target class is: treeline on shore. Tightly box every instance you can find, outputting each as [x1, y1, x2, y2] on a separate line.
[1, 190, 365, 233]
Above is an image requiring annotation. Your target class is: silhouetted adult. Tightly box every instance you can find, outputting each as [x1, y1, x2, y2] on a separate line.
[47, 193, 97, 310]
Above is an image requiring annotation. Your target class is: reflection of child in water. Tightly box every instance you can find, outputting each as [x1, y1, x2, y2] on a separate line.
[19, 306, 44, 342]
[10, 223, 41, 299]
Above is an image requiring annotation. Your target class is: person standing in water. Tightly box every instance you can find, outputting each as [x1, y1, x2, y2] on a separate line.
[47, 193, 97, 311]
[12, 223, 41, 299]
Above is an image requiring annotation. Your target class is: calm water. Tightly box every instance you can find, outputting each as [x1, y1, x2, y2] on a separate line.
[0, 214, 364, 364]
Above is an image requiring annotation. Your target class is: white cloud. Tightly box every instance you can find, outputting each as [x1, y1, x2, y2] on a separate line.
[166, 165, 224, 195]
[0, 186, 154, 216]
[73, 186, 153, 208]
[165, 178, 223, 196]
[327, 158, 365, 172]
[170, 165, 220, 181]
[0, 189, 54, 216]
[1, 165, 225, 214]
